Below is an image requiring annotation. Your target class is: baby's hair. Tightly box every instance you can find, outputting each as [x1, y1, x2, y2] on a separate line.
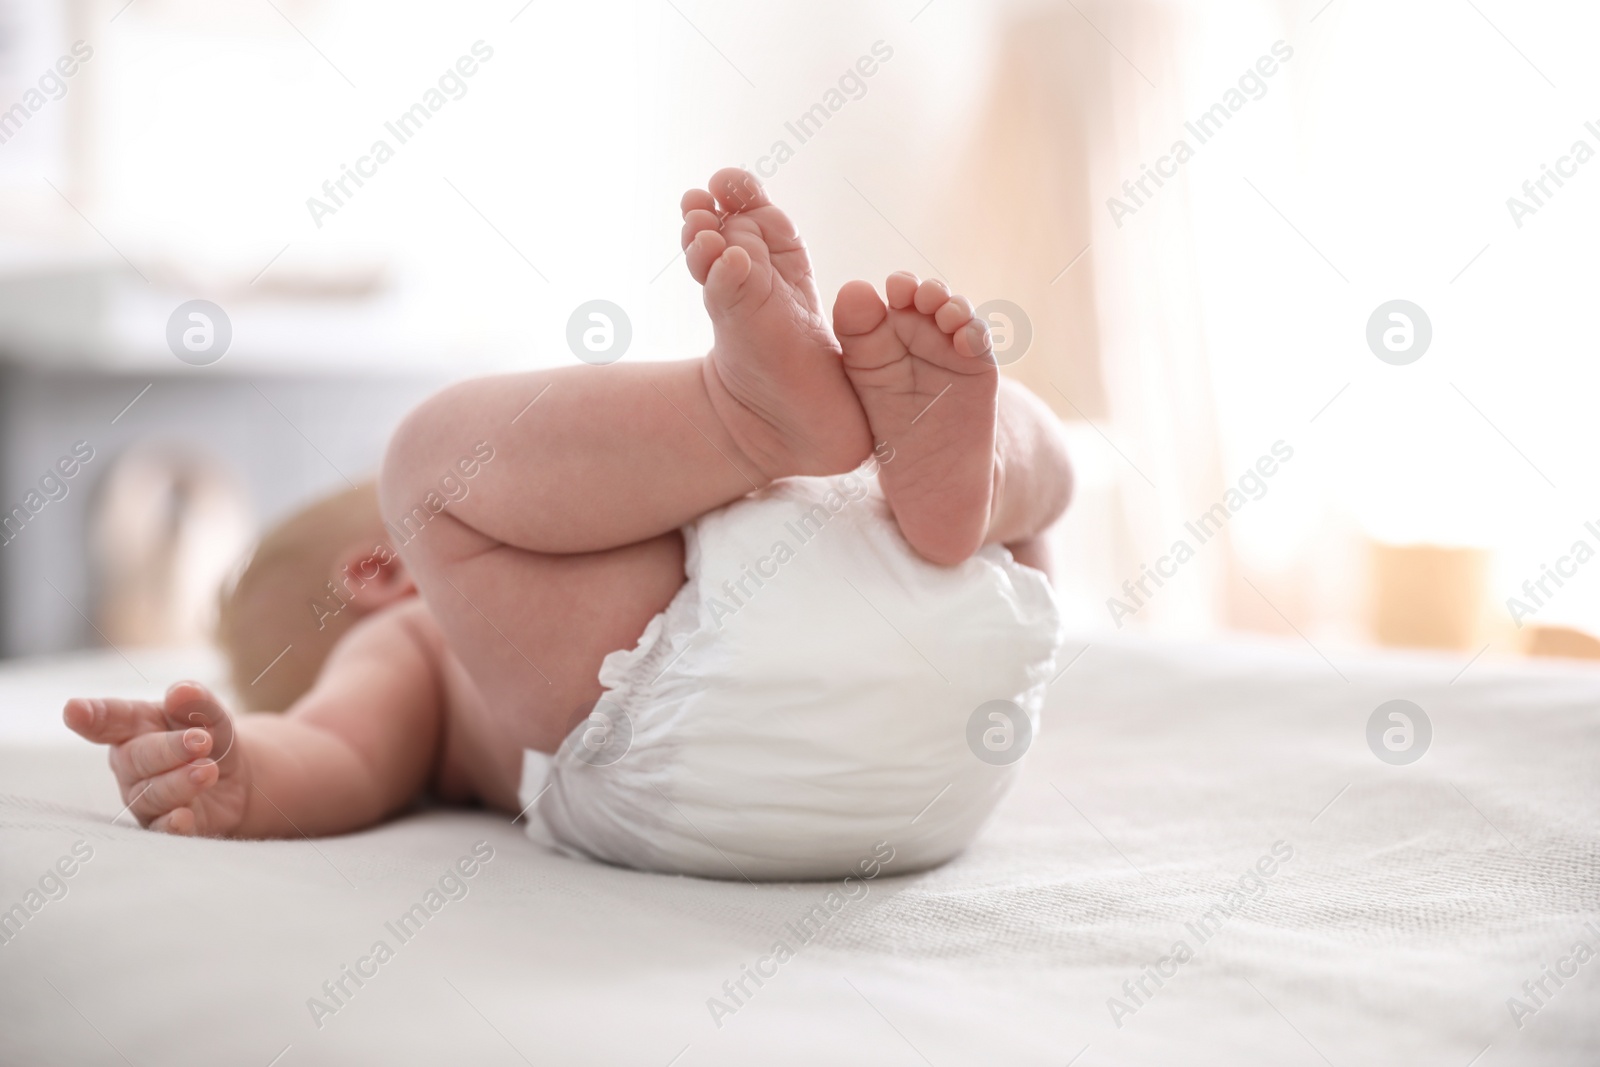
[215, 482, 386, 711]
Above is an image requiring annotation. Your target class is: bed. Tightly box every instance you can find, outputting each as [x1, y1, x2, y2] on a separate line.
[1, 636, 1596, 1066]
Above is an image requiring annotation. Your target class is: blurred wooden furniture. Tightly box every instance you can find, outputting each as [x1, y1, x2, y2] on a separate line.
[1368, 542, 1488, 651]
[1522, 624, 1600, 661]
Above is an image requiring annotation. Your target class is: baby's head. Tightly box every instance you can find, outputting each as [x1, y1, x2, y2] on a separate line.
[216, 483, 414, 711]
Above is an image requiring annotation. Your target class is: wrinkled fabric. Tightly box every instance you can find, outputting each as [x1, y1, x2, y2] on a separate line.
[521, 470, 1063, 880]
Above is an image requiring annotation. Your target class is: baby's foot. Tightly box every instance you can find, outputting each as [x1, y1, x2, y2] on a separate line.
[63, 682, 250, 837]
[681, 168, 872, 480]
[834, 272, 998, 565]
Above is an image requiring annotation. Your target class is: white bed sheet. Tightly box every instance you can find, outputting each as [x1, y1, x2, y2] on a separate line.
[1, 636, 1597, 1066]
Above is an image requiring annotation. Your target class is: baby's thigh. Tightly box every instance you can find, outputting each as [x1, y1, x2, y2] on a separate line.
[405, 512, 687, 761]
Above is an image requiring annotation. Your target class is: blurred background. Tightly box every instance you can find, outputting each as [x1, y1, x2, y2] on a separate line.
[1, 0, 1597, 670]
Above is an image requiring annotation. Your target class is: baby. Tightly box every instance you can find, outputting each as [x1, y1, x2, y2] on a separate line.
[64, 168, 1073, 876]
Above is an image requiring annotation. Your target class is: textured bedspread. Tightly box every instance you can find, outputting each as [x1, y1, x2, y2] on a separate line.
[1, 637, 1597, 1066]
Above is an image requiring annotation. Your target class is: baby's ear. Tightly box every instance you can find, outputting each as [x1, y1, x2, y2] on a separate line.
[330, 538, 415, 615]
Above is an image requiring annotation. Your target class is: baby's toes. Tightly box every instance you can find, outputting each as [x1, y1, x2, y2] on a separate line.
[834, 279, 905, 375]
[709, 167, 769, 213]
[685, 228, 727, 285]
[954, 317, 993, 361]
[913, 278, 951, 316]
[680, 187, 717, 217]
[680, 208, 721, 251]
[126, 759, 218, 825]
[834, 279, 889, 339]
[885, 271, 919, 309]
[703, 243, 753, 306]
[930, 295, 992, 360]
[934, 295, 975, 334]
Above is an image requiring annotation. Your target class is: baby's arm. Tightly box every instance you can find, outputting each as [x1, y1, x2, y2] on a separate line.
[64, 604, 445, 838]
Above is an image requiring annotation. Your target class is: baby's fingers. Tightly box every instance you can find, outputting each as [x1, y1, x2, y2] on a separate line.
[148, 808, 197, 836]
[165, 683, 237, 771]
[63, 697, 167, 745]
[126, 760, 218, 823]
[109, 728, 211, 784]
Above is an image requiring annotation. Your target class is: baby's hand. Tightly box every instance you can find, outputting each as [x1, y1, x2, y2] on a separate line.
[63, 682, 251, 837]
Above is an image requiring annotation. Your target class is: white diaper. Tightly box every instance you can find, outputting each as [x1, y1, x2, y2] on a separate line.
[518, 467, 1062, 880]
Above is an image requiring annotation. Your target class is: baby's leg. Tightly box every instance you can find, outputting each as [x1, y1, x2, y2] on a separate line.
[988, 377, 1076, 568]
[382, 170, 878, 755]
[386, 519, 690, 769]
[63, 603, 449, 838]
[384, 168, 871, 558]
[835, 273, 1073, 567]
